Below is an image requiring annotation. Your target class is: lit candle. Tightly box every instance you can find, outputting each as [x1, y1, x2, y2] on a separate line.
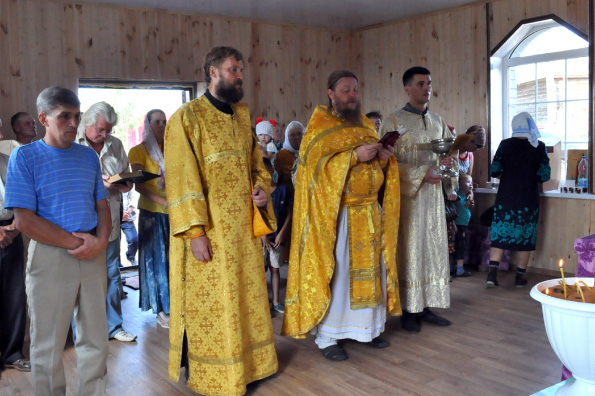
[559, 259, 567, 299]
[545, 288, 550, 296]
[576, 282, 586, 303]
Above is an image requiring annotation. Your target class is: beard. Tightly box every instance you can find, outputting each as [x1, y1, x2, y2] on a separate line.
[215, 78, 244, 103]
[333, 99, 362, 126]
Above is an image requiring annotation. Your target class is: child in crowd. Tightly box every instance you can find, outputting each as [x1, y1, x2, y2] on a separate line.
[453, 174, 474, 277]
[256, 118, 278, 160]
[261, 158, 293, 313]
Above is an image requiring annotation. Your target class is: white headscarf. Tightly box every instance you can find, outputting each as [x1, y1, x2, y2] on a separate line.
[142, 113, 166, 190]
[511, 112, 541, 148]
[282, 121, 305, 156]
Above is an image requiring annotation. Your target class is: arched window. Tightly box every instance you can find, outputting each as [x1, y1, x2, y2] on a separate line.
[490, 17, 588, 185]
[510, 26, 587, 58]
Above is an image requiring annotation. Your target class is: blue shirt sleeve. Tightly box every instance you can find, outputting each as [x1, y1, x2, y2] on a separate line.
[92, 154, 107, 202]
[4, 147, 37, 211]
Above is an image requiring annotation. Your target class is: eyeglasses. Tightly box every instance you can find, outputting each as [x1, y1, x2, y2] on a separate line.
[93, 125, 114, 135]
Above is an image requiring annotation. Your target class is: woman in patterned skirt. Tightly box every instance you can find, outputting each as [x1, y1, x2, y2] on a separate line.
[486, 112, 551, 288]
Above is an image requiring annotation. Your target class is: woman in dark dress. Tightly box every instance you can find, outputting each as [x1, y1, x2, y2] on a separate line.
[486, 112, 551, 288]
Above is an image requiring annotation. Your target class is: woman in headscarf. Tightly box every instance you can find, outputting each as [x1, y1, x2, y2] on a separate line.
[273, 121, 304, 191]
[486, 112, 550, 288]
[128, 109, 170, 327]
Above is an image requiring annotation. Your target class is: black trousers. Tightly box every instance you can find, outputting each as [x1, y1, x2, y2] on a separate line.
[0, 222, 25, 368]
[453, 224, 468, 261]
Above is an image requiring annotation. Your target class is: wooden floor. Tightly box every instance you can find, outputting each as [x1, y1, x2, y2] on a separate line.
[0, 269, 563, 396]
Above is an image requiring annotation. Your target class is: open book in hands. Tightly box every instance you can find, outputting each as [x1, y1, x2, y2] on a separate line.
[107, 170, 159, 184]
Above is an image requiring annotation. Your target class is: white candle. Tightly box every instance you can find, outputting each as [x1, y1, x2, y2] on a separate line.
[559, 259, 567, 299]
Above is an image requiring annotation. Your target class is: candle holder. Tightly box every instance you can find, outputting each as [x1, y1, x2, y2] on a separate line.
[531, 277, 595, 396]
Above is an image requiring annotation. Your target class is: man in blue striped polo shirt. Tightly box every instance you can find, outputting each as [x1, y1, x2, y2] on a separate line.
[4, 86, 111, 396]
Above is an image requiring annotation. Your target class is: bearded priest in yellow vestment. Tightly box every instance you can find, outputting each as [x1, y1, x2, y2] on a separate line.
[282, 70, 401, 361]
[164, 47, 278, 396]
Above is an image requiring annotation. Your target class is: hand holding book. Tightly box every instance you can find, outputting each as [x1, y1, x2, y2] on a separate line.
[378, 127, 407, 148]
[107, 170, 159, 184]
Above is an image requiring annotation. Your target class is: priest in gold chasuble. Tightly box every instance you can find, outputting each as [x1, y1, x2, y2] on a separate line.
[164, 47, 278, 396]
[282, 70, 401, 361]
[380, 66, 458, 334]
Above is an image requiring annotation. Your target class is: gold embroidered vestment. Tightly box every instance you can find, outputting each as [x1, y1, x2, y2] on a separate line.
[164, 95, 277, 396]
[380, 108, 457, 313]
[282, 105, 401, 338]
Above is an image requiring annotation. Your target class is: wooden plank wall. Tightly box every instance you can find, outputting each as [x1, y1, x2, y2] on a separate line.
[352, 3, 490, 185]
[352, 0, 589, 188]
[0, 0, 352, 140]
[489, 0, 589, 49]
[0, 0, 592, 271]
[352, 0, 591, 272]
[536, 196, 595, 273]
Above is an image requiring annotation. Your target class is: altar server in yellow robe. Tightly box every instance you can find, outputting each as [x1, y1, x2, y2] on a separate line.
[282, 70, 401, 361]
[164, 46, 278, 396]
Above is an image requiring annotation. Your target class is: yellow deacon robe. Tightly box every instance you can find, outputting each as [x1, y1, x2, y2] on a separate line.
[282, 105, 401, 339]
[380, 105, 457, 313]
[164, 95, 278, 396]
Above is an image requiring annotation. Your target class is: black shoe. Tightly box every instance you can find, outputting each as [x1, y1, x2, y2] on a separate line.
[364, 337, 390, 348]
[515, 278, 528, 288]
[486, 272, 499, 288]
[400, 312, 421, 333]
[419, 308, 452, 326]
[455, 270, 472, 277]
[320, 344, 348, 361]
[4, 359, 31, 372]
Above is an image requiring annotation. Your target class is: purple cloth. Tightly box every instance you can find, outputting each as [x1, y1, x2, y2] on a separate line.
[561, 234, 595, 380]
[574, 234, 595, 277]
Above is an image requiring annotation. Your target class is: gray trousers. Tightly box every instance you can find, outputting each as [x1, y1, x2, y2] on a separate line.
[26, 240, 109, 396]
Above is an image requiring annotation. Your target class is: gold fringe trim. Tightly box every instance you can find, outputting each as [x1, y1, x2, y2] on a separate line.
[168, 191, 206, 210]
[205, 150, 247, 165]
[187, 338, 274, 366]
[172, 219, 208, 236]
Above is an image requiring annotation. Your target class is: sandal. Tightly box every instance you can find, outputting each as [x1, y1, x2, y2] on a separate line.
[320, 344, 348, 361]
[157, 313, 170, 329]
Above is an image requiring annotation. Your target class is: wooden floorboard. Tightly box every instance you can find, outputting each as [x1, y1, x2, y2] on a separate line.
[0, 269, 564, 395]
